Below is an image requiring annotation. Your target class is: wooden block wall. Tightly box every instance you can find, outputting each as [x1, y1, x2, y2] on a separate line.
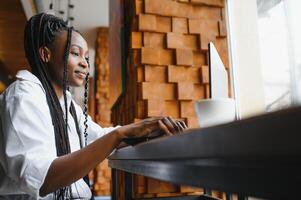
[110, 0, 229, 199]
[93, 27, 112, 196]
[111, 0, 230, 128]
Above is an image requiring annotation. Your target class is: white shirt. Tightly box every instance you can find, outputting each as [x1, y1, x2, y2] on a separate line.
[0, 70, 119, 199]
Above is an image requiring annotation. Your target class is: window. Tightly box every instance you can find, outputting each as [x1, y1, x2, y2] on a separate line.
[257, 0, 301, 111]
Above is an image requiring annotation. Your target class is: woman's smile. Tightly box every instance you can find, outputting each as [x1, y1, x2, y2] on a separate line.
[74, 70, 87, 79]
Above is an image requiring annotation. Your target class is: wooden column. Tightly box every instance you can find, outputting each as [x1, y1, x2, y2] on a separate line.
[93, 27, 112, 196]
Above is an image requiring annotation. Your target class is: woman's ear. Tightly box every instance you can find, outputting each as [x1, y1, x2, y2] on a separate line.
[38, 46, 51, 63]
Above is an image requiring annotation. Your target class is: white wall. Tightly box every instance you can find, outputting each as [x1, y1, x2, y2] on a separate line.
[227, 0, 265, 118]
[35, 0, 109, 77]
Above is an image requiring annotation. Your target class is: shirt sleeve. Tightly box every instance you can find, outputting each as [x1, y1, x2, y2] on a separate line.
[1, 93, 57, 198]
[72, 101, 121, 144]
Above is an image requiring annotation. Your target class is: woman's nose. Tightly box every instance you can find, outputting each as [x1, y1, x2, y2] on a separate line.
[79, 57, 89, 68]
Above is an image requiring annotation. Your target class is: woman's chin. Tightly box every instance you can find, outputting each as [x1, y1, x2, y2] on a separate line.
[69, 80, 84, 87]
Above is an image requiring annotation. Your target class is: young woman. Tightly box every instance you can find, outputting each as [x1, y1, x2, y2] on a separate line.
[0, 13, 186, 199]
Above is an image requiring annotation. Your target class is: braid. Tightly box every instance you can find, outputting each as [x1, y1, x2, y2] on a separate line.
[24, 13, 72, 199]
[83, 72, 89, 146]
[62, 28, 73, 154]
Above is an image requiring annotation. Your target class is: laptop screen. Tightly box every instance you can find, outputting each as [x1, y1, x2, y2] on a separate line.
[208, 42, 229, 99]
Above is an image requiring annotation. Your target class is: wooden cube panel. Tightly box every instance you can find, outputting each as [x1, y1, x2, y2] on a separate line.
[205, 84, 210, 98]
[136, 100, 146, 118]
[176, 49, 193, 66]
[159, 49, 175, 65]
[134, 175, 146, 194]
[186, 117, 199, 128]
[190, 0, 224, 7]
[165, 100, 180, 118]
[221, 7, 226, 20]
[192, 6, 222, 20]
[137, 66, 144, 82]
[131, 49, 141, 67]
[194, 84, 206, 100]
[141, 47, 160, 65]
[144, 2, 223, 29]
[188, 19, 218, 35]
[168, 65, 186, 83]
[145, 0, 178, 17]
[177, 82, 194, 100]
[141, 48, 174, 65]
[193, 51, 207, 66]
[135, 0, 143, 15]
[188, 67, 202, 84]
[201, 65, 209, 84]
[156, 16, 172, 33]
[140, 82, 176, 100]
[180, 101, 196, 118]
[167, 32, 198, 50]
[143, 32, 165, 48]
[168, 65, 201, 84]
[147, 99, 165, 117]
[177, 2, 194, 18]
[180, 185, 203, 193]
[199, 33, 217, 51]
[177, 0, 189, 3]
[172, 17, 188, 34]
[156, 193, 183, 197]
[139, 14, 157, 31]
[218, 20, 227, 37]
[111, 0, 229, 198]
[144, 65, 166, 82]
[147, 178, 178, 194]
[131, 32, 142, 49]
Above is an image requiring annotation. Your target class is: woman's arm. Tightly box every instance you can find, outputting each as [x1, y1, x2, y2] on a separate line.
[39, 127, 122, 196]
[40, 117, 181, 196]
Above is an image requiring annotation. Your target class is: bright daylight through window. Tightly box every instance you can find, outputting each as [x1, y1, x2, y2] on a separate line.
[257, 0, 301, 111]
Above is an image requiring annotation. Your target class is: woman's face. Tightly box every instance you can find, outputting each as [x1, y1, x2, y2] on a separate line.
[48, 30, 89, 88]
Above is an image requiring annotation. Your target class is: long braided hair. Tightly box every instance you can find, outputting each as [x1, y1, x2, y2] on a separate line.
[24, 13, 90, 199]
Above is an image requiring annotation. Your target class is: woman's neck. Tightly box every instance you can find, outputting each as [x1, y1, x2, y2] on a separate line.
[51, 81, 63, 98]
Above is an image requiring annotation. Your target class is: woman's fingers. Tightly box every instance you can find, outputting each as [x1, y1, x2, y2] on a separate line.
[179, 120, 188, 129]
[158, 120, 173, 136]
[177, 121, 188, 131]
[167, 116, 180, 132]
[162, 117, 178, 134]
[126, 116, 188, 139]
[176, 121, 185, 132]
[159, 117, 188, 135]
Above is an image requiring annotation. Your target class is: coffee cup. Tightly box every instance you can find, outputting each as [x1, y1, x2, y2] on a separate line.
[194, 98, 236, 128]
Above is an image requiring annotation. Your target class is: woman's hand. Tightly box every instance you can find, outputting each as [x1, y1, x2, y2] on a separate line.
[116, 116, 188, 139]
[40, 116, 187, 195]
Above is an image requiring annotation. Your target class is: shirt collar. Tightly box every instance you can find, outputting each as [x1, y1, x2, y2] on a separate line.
[16, 70, 42, 85]
[16, 70, 73, 112]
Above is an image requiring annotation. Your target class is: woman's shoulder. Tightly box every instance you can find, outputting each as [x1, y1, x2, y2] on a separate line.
[3, 70, 46, 102]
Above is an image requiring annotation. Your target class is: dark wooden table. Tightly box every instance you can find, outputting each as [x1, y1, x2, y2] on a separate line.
[109, 107, 301, 200]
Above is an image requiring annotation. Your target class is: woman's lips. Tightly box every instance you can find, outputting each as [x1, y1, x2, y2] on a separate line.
[75, 71, 87, 79]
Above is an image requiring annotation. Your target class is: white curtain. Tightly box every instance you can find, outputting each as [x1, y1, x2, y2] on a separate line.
[283, 0, 301, 105]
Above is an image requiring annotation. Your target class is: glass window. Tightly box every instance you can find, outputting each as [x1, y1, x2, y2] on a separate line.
[257, 0, 301, 111]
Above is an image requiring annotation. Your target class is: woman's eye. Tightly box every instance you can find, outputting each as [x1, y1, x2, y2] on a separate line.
[85, 57, 89, 63]
[71, 52, 79, 56]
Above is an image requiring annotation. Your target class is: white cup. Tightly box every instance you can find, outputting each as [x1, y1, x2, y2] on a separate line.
[194, 98, 236, 128]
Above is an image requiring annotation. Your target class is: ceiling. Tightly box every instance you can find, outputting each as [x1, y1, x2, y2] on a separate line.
[0, 0, 109, 82]
[36, 0, 109, 48]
